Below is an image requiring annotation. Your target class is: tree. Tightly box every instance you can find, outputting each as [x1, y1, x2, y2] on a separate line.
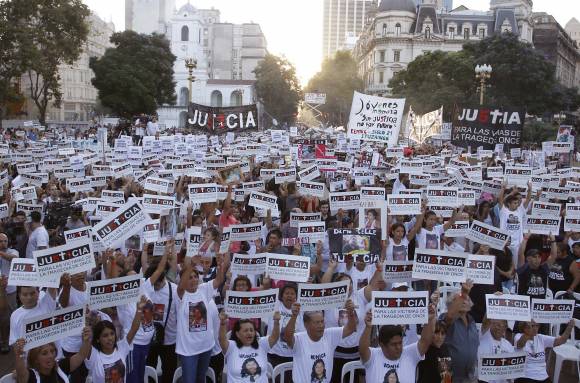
[389, 33, 580, 117]
[305, 50, 364, 126]
[90, 31, 176, 118]
[0, 0, 90, 125]
[389, 50, 475, 118]
[253, 54, 302, 126]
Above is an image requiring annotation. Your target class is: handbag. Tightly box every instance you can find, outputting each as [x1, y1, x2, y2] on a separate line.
[151, 281, 172, 347]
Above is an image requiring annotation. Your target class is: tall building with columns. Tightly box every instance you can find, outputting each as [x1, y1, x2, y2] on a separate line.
[125, 0, 267, 128]
[353, 0, 534, 96]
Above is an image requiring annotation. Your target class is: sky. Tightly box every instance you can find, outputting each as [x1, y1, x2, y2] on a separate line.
[84, 0, 580, 85]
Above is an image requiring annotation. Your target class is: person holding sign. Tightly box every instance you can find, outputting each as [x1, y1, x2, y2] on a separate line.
[284, 301, 357, 383]
[517, 237, 548, 300]
[175, 254, 227, 383]
[478, 318, 515, 383]
[13, 326, 92, 383]
[85, 296, 147, 383]
[514, 320, 575, 383]
[359, 303, 436, 383]
[218, 311, 281, 383]
[498, 182, 533, 267]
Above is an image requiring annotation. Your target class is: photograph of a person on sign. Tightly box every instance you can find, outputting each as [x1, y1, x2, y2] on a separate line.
[219, 165, 243, 184]
[342, 234, 370, 256]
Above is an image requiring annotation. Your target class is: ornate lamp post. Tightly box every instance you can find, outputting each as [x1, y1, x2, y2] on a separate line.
[475, 64, 492, 105]
[184, 58, 197, 103]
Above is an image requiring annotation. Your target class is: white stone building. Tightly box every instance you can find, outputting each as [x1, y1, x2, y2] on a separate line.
[353, 0, 534, 96]
[125, 0, 268, 128]
[21, 12, 115, 122]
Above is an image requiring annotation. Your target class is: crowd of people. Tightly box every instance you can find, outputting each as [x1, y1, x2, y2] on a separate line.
[0, 120, 578, 383]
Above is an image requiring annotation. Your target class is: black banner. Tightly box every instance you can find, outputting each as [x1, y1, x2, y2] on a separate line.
[328, 228, 381, 264]
[452, 107, 524, 151]
[187, 103, 258, 134]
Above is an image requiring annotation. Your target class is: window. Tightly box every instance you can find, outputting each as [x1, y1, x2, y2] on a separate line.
[464, 28, 470, 40]
[379, 71, 384, 84]
[233, 50, 238, 58]
[181, 26, 189, 41]
[479, 28, 485, 39]
[395, 23, 401, 36]
[449, 27, 455, 39]
[379, 50, 385, 62]
[394, 50, 400, 62]
[382, 23, 387, 36]
[425, 27, 431, 39]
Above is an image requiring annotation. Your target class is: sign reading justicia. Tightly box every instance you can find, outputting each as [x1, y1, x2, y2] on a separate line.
[187, 103, 258, 134]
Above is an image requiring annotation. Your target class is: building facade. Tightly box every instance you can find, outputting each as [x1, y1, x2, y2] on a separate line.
[564, 18, 580, 90]
[125, 0, 267, 128]
[353, 0, 534, 96]
[533, 13, 580, 90]
[323, 0, 379, 59]
[20, 13, 115, 122]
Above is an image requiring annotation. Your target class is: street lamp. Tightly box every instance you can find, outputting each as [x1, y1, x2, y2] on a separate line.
[475, 64, 492, 105]
[184, 58, 197, 103]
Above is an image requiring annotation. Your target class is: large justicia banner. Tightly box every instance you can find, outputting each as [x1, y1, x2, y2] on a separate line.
[187, 103, 259, 133]
[452, 107, 524, 151]
[347, 91, 405, 146]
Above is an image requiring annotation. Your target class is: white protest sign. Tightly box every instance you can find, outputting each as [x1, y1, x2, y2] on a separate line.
[382, 261, 414, 283]
[478, 352, 527, 381]
[347, 92, 405, 145]
[487, 166, 504, 179]
[466, 220, 510, 250]
[101, 190, 125, 202]
[266, 253, 310, 282]
[297, 180, 326, 198]
[399, 159, 424, 175]
[523, 216, 561, 236]
[92, 201, 152, 249]
[144, 177, 175, 194]
[219, 228, 231, 254]
[531, 201, 561, 218]
[444, 221, 469, 238]
[66, 177, 93, 193]
[387, 194, 421, 215]
[274, 168, 296, 184]
[457, 190, 476, 206]
[466, 254, 495, 285]
[64, 226, 91, 244]
[485, 294, 531, 321]
[426, 187, 458, 207]
[297, 280, 350, 311]
[142, 194, 176, 214]
[290, 212, 322, 228]
[186, 226, 202, 257]
[225, 289, 279, 319]
[360, 187, 386, 201]
[297, 221, 326, 244]
[564, 218, 580, 232]
[298, 164, 320, 181]
[248, 191, 278, 211]
[229, 223, 263, 242]
[531, 298, 575, 324]
[23, 305, 85, 351]
[371, 291, 429, 325]
[142, 220, 160, 243]
[565, 203, 580, 219]
[412, 249, 467, 283]
[230, 253, 268, 275]
[0, 203, 9, 219]
[87, 274, 142, 310]
[34, 239, 95, 282]
[188, 183, 218, 203]
[7, 258, 59, 288]
[329, 191, 361, 212]
[504, 166, 532, 187]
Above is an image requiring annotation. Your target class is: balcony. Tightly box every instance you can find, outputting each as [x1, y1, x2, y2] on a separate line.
[366, 83, 391, 92]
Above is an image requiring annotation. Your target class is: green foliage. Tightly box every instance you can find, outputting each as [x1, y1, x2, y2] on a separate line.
[521, 120, 559, 144]
[253, 54, 302, 125]
[0, 0, 90, 124]
[389, 50, 475, 118]
[305, 51, 364, 126]
[389, 33, 580, 117]
[90, 31, 176, 118]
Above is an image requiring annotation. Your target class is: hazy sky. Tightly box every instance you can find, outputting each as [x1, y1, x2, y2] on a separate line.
[84, 0, 579, 85]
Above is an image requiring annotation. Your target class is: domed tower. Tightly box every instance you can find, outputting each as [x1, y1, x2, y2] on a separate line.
[490, 0, 533, 42]
[125, 0, 175, 35]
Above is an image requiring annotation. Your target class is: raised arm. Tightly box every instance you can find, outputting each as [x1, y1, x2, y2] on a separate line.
[283, 302, 300, 349]
[268, 311, 281, 348]
[524, 180, 533, 209]
[359, 310, 373, 364]
[126, 296, 147, 345]
[321, 258, 338, 284]
[518, 232, 531, 268]
[407, 205, 426, 241]
[218, 311, 230, 353]
[443, 207, 461, 231]
[212, 253, 228, 290]
[342, 299, 357, 339]
[554, 320, 575, 347]
[14, 339, 29, 383]
[69, 326, 92, 371]
[58, 273, 72, 308]
[417, 304, 436, 356]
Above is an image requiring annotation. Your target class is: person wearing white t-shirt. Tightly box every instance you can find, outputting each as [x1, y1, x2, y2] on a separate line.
[176, 255, 227, 383]
[415, 208, 459, 251]
[84, 297, 146, 383]
[219, 311, 281, 383]
[359, 303, 437, 383]
[477, 318, 514, 383]
[25, 211, 49, 259]
[284, 300, 357, 383]
[146, 117, 159, 137]
[498, 182, 532, 267]
[0, 233, 19, 353]
[514, 320, 574, 383]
